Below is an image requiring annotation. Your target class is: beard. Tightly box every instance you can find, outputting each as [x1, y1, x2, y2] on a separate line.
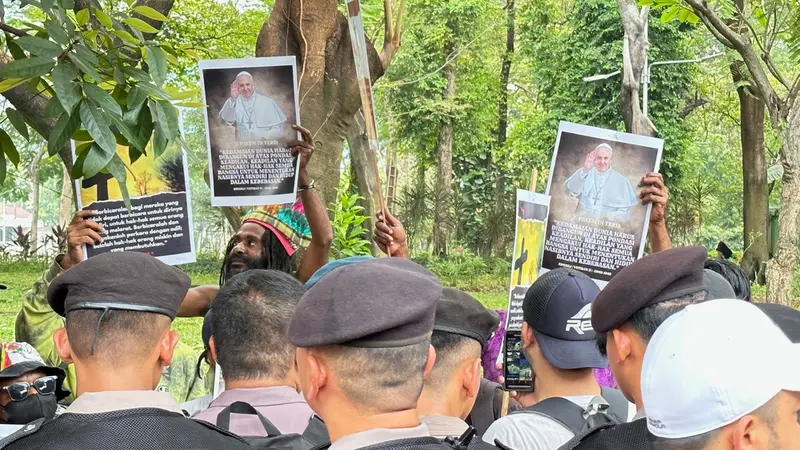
[223, 253, 264, 281]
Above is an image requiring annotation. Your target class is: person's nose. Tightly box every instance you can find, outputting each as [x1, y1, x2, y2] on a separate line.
[233, 242, 246, 255]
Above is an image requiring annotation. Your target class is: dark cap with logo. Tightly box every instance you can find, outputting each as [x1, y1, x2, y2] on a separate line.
[523, 268, 606, 370]
[288, 257, 442, 348]
[592, 246, 707, 334]
[434, 288, 500, 347]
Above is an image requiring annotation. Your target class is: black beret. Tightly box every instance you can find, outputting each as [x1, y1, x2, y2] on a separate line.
[434, 288, 500, 347]
[756, 303, 800, 343]
[288, 258, 442, 348]
[47, 251, 190, 319]
[592, 246, 707, 333]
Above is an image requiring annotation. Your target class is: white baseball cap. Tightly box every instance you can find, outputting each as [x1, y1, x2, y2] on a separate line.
[641, 299, 800, 439]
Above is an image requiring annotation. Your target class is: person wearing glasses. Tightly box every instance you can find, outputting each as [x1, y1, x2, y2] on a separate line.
[0, 342, 69, 436]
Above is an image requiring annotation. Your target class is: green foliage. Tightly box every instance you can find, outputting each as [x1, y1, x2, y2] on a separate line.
[0, 0, 198, 207]
[411, 248, 509, 293]
[330, 191, 372, 259]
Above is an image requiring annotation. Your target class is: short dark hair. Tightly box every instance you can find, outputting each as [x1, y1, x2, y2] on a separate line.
[596, 291, 707, 357]
[212, 269, 305, 382]
[704, 259, 751, 301]
[318, 340, 431, 412]
[426, 331, 481, 389]
[66, 309, 169, 364]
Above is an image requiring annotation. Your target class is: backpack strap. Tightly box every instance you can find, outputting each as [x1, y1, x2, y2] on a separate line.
[556, 422, 618, 450]
[302, 415, 330, 446]
[511, 397, 587, 435]
[599, 387, 629, 423]
[216, 400, 282, 436]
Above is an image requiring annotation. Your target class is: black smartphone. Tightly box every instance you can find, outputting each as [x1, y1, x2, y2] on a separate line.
[503, 330, 534, 392]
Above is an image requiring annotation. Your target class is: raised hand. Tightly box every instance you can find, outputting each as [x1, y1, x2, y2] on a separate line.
[583, 150, 597, 172]
[62, 210, 104, 271]
[230, 81, 239, 102]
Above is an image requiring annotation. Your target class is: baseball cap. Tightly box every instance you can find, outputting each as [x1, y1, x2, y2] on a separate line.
[642, 299, 800, 439]
[703, 269, 735, 300]
[522, 268, 606, 369]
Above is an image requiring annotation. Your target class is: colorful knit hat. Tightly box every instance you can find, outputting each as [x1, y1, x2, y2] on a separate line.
[241, 198, 312, 257]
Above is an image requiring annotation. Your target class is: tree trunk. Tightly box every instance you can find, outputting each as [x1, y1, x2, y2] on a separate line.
[616, 1, 656, 137]
[765, 104, 800, 305]
[433, 58, 456, 257]
[58, 166, 74, 226]
[27, 148, 46, 254]
[732, 64, 769, 284]
[346, 110, 380, 255]
[256, 0, 394, 209]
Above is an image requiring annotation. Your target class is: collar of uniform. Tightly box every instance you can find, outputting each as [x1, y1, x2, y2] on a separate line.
[65, 390, 184, 415]
[419, 415, 469, 439]
[329, 424, 431, 450]
[633, 407, 646, 421]
[210, 385, 306, 409]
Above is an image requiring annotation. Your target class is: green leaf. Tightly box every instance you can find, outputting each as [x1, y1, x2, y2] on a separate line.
[76, 8, 90, 26]
[94, 8, 113, 28]
[0, 57, 56, 80]
[126, 85, 148, 108]
[0, 146, 5, 184]
[61, 0, 75, 9]
[145, 46, 167, 86]
[167, 89, 198, 101]
[110, 115, 146, 151]
[44, 96, 65, 118]
[112, 29, 140, 45]
[151, 124, 167, 158]
[43, 19, 70, 46]
[175, 101, 205, 108]
[72, 129, 92, 141]
[5, 109, 29, 141]
[73, 44, 99, 66]
[83, 83, 123, 117]
[68, 51, 102, 82]
[41, 0, 56, 12]
[48, 103, 82, 156]
[132, 5, 168, 21]
[106, 154, 131, 208]
[6, 41, 26, 61]
[149, 99, 179, 140]
[660, 5, 680, 22]
[82, 142, 116, 178]
[15, 36, 63, 58]
[71, 143, 89, 179]
[52, 63, 83, 114]
[79, 101, 117, 160]
[0, 78, 27, 93]
[123, 18, 159, 34]
[0, 130, 19, 166]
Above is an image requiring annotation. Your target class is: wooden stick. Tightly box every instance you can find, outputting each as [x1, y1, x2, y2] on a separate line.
[529, 168, 538, 192]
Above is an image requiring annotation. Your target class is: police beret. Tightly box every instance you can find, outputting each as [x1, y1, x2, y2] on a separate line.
[305, 255, 373, 289]
[47, 251, 191, 319]
[288, 258, 442, 348]
[592, 246, 707, 333]
[434, 288, 500, 347]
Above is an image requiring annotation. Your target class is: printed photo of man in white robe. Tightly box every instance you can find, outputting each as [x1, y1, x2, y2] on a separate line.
[219, 71, 288, 141]
[565, 143, 638, 222]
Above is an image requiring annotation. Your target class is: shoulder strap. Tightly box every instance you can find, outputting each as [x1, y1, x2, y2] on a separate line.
[216, 401, 282, 436]
[0, 418, 45, 449]
[556, 422, 618, 450]
[599, 387, 628, 423]
[301, 415, 330, 446]
[513, 397, 587, 435]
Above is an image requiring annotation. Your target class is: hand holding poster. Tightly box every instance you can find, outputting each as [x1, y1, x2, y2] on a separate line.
[543, 122, 664, 286]
[505, 190, 551, 331]
[73, 142, 195, 265]
[199, 57, 301, 206]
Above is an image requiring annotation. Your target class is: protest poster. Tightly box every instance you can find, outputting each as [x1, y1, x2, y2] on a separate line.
[505, 190, 551, 331]
[199, 56, 301, 207]
[543, 121, 663, 286]
[74, 142, 195, 265]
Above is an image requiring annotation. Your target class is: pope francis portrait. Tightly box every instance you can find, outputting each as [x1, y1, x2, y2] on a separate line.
[219, 71, 288, 141]
[564, 143, 638, 222]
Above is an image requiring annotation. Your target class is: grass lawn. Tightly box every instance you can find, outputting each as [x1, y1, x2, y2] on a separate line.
[0, 260, 509, 354]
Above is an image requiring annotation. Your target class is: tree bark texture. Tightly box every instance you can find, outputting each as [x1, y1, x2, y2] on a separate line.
[766, 104, 800, 305]
[27, 149, 45, 254]
[616, 0, 656, 137]
[256, 0, 392, 211]
[58, 166, 74, 226]
[732, 63, 769, 284]
[433, 57, 456, 257]
[346, 110, 380, 255]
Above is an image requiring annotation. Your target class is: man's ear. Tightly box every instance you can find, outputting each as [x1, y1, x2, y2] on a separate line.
[159, 329, 180, 367]
[729, 414, 758, 450]
[53, 328, 73, 364]
[611, 328, 632, 363]
[463, 358, 481, 398]
[522, 322, 537, 349]
[304, 349, 327, 403]
[423, 345, 437, 377]
[209, 336, 218, 365]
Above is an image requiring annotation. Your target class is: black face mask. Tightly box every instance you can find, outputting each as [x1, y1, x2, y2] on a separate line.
[1, 394, 58, 424]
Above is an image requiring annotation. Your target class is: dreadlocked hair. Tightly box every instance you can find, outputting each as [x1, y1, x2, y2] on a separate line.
[219, 228, 292, 286]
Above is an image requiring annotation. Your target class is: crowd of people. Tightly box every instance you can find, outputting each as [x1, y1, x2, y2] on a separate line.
[0, 132, 797, 450]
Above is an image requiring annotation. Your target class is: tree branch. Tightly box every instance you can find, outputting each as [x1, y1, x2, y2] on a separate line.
[384, 0, 394, 45]
[0, 22, 28, 37]
[761, 53, 792, 91]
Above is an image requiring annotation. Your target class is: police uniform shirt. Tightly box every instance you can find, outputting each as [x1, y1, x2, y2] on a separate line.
[328, 424, 431, 450]
[420, 415, 469, 440]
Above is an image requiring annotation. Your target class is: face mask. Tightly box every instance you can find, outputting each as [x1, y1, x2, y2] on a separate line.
[2, 394, 58, 424]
